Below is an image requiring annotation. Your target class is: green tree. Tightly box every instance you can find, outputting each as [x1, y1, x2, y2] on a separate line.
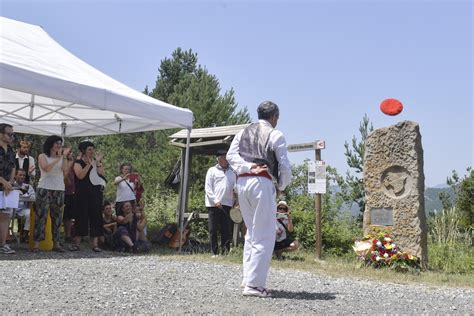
[149, 48, 250, 128]
[337, 114, 373, 218]
[149, 48, 251, 205]
[439, 167, 473, 228]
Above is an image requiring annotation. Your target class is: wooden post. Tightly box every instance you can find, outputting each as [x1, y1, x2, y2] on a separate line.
[287, 139, 325, 260]
[315, 148, 322, 259]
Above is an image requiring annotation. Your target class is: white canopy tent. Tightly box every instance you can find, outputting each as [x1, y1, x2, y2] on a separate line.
[0, 17, 193, 248]
[0, 16, 193, 135]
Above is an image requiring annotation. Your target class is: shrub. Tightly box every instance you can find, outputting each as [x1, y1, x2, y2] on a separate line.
[428, 242, 474, 274]
[428, 206, 473, 273]
[291, 205, 361, 255]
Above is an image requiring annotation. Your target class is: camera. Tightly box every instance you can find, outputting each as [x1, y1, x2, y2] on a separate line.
[276, 212, 288, 219]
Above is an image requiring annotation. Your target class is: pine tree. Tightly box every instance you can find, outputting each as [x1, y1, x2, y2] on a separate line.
[150, 48, 250, 128]
[338, 114, 373, 218]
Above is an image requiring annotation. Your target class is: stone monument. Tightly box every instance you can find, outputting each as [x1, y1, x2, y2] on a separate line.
[363, 120, 428, 267]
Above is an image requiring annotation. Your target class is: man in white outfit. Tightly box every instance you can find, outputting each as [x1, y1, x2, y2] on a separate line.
[205, 150, 236, 256]
[227, 101, 292, 298]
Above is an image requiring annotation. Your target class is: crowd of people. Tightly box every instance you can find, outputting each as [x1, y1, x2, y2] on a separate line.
[0, 123, 148, 254]
[2, 100, 295, 298]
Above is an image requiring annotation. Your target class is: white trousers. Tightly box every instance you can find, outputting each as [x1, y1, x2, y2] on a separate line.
[236, 176, 276, 288]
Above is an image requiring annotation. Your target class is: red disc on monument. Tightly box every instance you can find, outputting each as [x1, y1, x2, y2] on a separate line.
[380, 98, 403, 116]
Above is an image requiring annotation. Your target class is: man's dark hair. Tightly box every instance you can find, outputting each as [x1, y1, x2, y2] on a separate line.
[103, 200, 111, 208]
[78, 140, 95, 154]
[257, 101, 279, 120]
[0, 123, 13, 134]
[42, 135, 62, 156]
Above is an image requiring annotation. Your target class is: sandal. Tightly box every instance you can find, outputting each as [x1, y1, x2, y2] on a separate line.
[242, 286, 272, 298]
[92, 247, 102, 252]
[68, 245, 80, 251]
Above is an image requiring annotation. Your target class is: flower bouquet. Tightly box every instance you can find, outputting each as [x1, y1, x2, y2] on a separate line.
[353, 231, 421, 272]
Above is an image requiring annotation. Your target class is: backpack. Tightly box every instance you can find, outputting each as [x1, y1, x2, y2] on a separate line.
[164, 159, 181, 191]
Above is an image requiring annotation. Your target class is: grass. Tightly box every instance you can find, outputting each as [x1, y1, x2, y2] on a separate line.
[150, 247, 474, 289]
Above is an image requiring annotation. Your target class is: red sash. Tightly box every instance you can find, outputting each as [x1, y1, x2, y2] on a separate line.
[239, 171, 272, 181]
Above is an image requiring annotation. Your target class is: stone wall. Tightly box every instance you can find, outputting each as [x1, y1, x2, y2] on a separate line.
[363, 120, 428, 267]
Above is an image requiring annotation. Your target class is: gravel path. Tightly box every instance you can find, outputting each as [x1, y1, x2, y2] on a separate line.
[1, 249, 472, 314]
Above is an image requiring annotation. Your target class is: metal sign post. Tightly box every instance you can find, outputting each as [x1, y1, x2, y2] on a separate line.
[314, 147, 322, 259]
[288, 140, 326, 260]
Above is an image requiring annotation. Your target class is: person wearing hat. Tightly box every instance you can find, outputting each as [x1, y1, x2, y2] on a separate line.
[227, 101, 292, 298]
[204, 149, 236, 257]
[275, 201, 299, 259]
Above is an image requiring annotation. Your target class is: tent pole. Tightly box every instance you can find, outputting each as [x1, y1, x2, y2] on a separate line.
[179, 127, 192, 253]
[61, 122, 67, 141]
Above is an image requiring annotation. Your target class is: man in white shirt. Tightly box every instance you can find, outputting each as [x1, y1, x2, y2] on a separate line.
[15, 140, 36, 184]
[227, 101, 292, 298]
[205, 150, 236, 256]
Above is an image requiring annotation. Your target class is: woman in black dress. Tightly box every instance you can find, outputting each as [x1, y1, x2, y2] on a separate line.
[70, 141, 105, 252]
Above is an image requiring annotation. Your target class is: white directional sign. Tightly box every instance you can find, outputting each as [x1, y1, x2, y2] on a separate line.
[288, 140, 325, 152]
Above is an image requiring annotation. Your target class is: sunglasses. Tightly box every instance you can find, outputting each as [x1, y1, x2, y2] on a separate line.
[277, 207, 288, 211]
[3, 132, 14, 137]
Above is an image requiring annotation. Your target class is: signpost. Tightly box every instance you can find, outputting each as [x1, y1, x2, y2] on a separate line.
[288, 140, 326, 259]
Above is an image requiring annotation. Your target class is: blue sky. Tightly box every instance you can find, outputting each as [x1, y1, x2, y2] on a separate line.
[1, 0, 472, 186]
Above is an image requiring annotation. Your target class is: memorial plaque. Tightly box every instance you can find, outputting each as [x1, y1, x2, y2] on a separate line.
[370, 208, 393, 226]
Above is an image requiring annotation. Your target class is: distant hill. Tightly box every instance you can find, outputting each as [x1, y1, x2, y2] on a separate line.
[332, 186, 455, 217]
[424, 186, 455, 215]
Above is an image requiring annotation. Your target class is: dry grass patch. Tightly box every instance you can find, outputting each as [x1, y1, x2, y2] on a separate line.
[150, 248, 473, 288]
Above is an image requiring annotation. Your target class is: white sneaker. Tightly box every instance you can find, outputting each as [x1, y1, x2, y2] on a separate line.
[242, 286, 272, 298]
[0, 244, 15, 254]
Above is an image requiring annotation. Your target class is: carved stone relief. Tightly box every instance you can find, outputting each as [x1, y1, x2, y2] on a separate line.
[381, 166, 413, 199]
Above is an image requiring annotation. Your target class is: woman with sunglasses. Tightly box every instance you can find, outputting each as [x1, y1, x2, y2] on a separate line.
[274, 201, 299, 259]
[33, 136, 74, 252]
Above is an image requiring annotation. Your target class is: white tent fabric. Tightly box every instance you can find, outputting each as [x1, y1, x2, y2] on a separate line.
[0, 17, 193, 136]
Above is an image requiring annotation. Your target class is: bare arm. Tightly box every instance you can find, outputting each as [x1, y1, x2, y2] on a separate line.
[287, 213, 294, 232]
[116, 212, 134, 225]
[95, 153, 105, 176]
[136, 212, 147, 232]
[62, 147, 74, 176]
[73, 159, 92, 180]
[114, 174, 129, 185]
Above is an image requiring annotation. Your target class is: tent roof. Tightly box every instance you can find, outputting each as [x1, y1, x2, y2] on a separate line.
[169, 124, 249, 155]
[0, 17, 193, 137]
